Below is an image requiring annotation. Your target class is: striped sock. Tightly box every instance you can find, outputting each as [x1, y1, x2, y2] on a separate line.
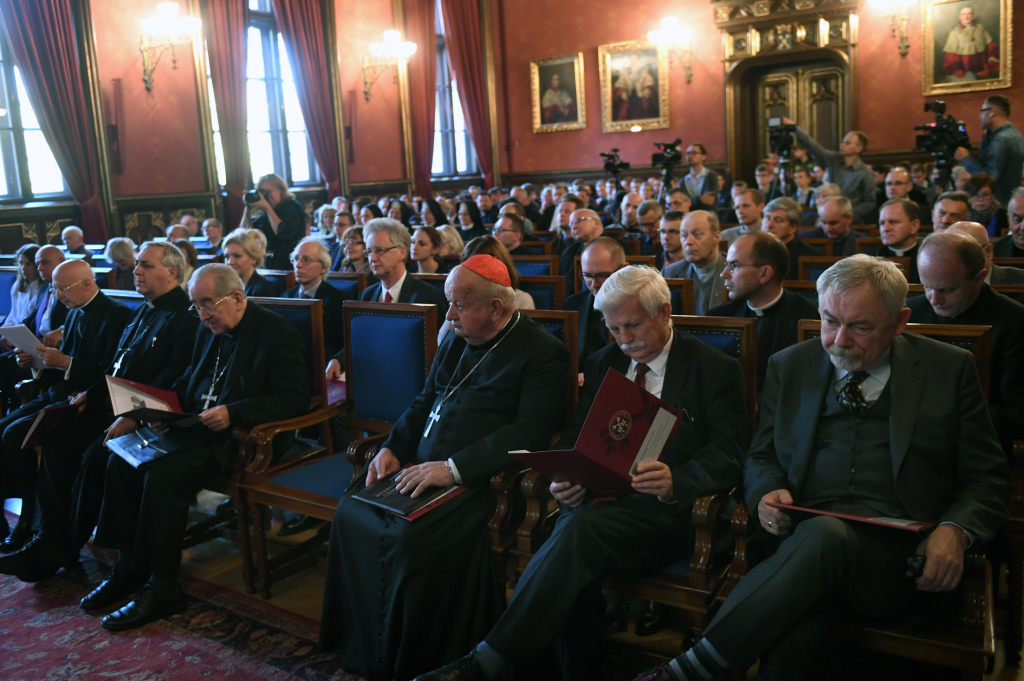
[669, 639, 730, 680]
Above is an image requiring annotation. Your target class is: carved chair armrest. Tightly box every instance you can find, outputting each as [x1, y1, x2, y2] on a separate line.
[1011, 438, 1024, 518]
[961, 548, 993, 649]
[347, 431, 390, 474]
[688, 493, 726, 590]
[235, 403, 343, 477]
[489, 464, 530, 552]
[15, 378, 43, 404]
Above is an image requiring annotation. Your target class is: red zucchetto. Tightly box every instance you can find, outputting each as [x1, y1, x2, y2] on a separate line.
[461, 254, 512, 287]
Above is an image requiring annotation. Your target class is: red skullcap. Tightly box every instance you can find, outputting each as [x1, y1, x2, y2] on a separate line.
[461, 254, 512, 287]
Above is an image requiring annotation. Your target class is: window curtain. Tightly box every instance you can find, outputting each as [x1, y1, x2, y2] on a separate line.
[0, 0, 108, 241]
[271, 0, 341, 199]
[439, 0, 493, 188]
[403, 0, 436, 197]
[200, 0, 249, 229]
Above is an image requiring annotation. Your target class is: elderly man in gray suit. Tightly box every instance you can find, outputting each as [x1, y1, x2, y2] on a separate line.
[633, 255, 1010, 681]
[663, 211, 728, 314]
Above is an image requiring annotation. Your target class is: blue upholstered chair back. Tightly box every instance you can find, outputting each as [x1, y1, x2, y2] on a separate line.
[670, 289, 685, 315]
[806, 264, 830, 282]
[93, 267, 113, 289]
[349, 312, 429, 424]
[514, 262, 552, 277]
[0, 268, 18, 316]
[681, 326, 744, 360]
[259, 270, 291, 293]
[521, 280, 556, 310]
[326, 277, 361, 300]
[106, 290, 147, 310]
[0, 255, 15, 267]
[538, 320, 566, 342]
[793, 289, 819, 305]
[251, 298, 319, 398]
[516, 243, 549, 256]
[189, 237, 212, 249]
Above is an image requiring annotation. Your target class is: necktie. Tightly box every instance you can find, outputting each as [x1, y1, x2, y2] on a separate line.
[634, 363, 650, 391]
[384, 291, 393, 303]
[837, 371, 870, 413]
[301, 292, 311, 299]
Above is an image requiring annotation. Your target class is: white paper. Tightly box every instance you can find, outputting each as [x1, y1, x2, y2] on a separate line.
[867, 517, 920, 527]
[106, 375, 173, 416]
[629, 407, 677, 476]
[0, 324, 45, 369]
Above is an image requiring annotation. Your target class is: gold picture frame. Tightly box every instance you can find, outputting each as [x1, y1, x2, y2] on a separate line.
[531, 52, 587, 134]
[922, 0, 1012, 95]
[598, 40, 669, 133]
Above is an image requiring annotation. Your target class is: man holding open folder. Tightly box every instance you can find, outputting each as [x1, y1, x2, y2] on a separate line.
[416, 266, 748, 681]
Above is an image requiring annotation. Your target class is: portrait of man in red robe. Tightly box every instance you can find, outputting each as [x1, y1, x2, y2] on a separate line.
[941, 5, 999, 81]
[541, 73, 577, 125]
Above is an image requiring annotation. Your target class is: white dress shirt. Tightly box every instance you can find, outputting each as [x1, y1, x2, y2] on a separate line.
[380, 270, 407, 302]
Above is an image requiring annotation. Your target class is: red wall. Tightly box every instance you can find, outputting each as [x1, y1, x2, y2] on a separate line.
[92, 0, 208, 197]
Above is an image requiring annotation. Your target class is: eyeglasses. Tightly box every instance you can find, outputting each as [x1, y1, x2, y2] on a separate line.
[569, 217, 600, 227]
[581, 271, 617, 281]
[724, 261, 759, 273]
[291, 255, 321, 265]
[343, 240, 364, 247]
[980, 107, 994, 113]
[368, 245, 402, 258]
[492, 227, 518, 235]
[50, 279, 86, 295]
[658, 228, 680, 236]
[189, 294, 233, 318]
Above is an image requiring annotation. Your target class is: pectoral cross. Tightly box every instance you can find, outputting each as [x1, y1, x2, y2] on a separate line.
[113, 350, 128, 376]
[423, 406, 441, 438]
[201, 388, 219, 411]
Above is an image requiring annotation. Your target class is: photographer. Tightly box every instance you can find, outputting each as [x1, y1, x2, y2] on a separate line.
[955, 95, 1024, 207]
[781, 117, 876, 224]
[240, 173, 306, 271]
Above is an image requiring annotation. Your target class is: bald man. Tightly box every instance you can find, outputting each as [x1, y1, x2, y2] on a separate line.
[949, 220, 1024, 286]
[562, 237, 627, 369]
[0, 260, 131, 554]
[61, 226, 92, 263]
[559, 209, 623, 293]
[618, 191, 643, 236]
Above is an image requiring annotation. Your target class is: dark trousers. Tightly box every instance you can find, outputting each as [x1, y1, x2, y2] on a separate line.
[0, 395, 49, 497]
[702, 515, 940, 681]
[485, 495, 691, 681]
[93, 437, 232, 580]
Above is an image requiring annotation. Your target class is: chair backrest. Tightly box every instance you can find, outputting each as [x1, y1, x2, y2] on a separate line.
[92, 267, 114, 289]
[250, 297, 326, 407]
[0, 254, 15, 267]
[522, 309, 579, 421]
[623, 239, 641, 256]
[802, 238, 834, 256]
[189, 237, 212, 249]
[783, 280, 820, 306]
[344, 301, 438, 433]
[512, 255, 558, 276]
[666, 278, 695, 315]
[324, 271, 367, 300]
[672, 315, 758, 438]
[105, 290, 148, 310]
[797, 320, 993, 403]
[257, 269, 295, 292]
[991, 284, 1024, 306]
[516, 241, 552, 256]
[409, 272, 448, 294]
[572, 255, 658, 294]
[519, 275, 565, 310]
[994, 257, 1024, 270]
[0, 266, 19, 316]
[531, 230, 555, 241]
[196, 254, 219, 267]
[603, 228, 625, 240]
[798, 256, 911, 282]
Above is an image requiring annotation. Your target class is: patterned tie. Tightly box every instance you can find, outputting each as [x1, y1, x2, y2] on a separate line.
[384, 291, 393, 303]
[634, 363, 650, 391]
[837, 371, 871, 413]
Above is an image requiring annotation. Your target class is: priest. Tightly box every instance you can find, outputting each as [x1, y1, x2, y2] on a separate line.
[318, 255, 571, 681]
[86, 263, 310, 630]
[0, 241, 198, 581]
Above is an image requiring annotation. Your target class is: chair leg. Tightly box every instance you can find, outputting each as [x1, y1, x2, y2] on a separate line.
[1007, 542, 1023, 667]
[234, 491, 256, 595]
[251, 502, 272, 599]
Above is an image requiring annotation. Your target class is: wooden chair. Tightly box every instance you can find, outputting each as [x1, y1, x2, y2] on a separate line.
[623, 239, 641, 256]
[104, 290, 147, 310]
[512, 254, 559, 277]
[801, 238, 834, 256]
[530, 230, 555, 241]
[515, 241, 553, 256]
[239, 301, 438, 597]
[572, 255, 658, 294]
[519, 275, 566, 311]
[324, 271, 368, 300]
[0, 266, 20, 319]
[719, 239, 729, 253]
[798, 256, 911, 282]
[604, 228, 626, 240]
[410, 272, 448, 295]
[993, 257, 1024, 270]
[666, 278, 696, 315]
[257, 269, 296, 292]
[782, 280, 820, 306]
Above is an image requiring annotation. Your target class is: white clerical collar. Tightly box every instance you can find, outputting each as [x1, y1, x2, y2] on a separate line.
[383, 270, 408, 302]
[887, 243, 916, 256]
[629, 330, 673, 378]
[747, 288, 785, 316]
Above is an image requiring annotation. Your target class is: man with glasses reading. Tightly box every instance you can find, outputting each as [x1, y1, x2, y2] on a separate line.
[0, 242, 197, 582]
[356, 218, 448, 307]
[88, 263, 310, 631]
[562, 237, 627, 377]
[0, 260, 131, 555]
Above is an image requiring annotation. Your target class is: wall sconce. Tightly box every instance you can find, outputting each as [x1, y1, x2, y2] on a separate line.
[140, 2, 202, 91]
[648, 17, 693, 83]
[362, 30, 417, 101]
[870, 0, 911, 56]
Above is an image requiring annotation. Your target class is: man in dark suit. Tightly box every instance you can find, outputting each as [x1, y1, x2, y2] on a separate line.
[560, 209, 621, 295]
[61, 226, 93, 263]
[562, 237, 625, 374]
[201, 218, 224, 257]
[0, 260, 131, 554]
[0, 241, 197, 580]
[993, 188, 1024, 257]
[284, 237, 347, 359]
[634, 254, 1010, 681]
[357, 218, 448, 308]
[873, 198, 922, 283]
[709, 231, 819, 394]
[762, 197, 821, 280]
[949, 220, 1024, 285]
[416, 266, 747, 681]
[931, 190, 972, 233]
[87, 264, 310, 631]
[907, 230, 1024, 452]
[798, 195, 869, 257]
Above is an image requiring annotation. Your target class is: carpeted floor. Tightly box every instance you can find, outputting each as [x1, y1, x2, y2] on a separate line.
[0, 511, 361, 681]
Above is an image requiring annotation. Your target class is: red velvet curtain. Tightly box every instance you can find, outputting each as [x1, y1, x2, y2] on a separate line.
[0, 0, 108, 241]
[200, 0, 250, 229]
[440, 0, 493, 188]
[272, 0, 341, 200]
[404, 0, 436, 197]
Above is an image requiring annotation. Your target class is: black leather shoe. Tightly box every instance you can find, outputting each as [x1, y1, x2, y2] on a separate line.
[413, 652, 487, 681]
[215, 497, 234, 516]
[277, 514, 321, 537]
[0, 514, 34, 554]
[0, 535, 77, 582]
[635, 600, 665, 637]
[101, 580, 186, 631]
[80, 560, 147, 612]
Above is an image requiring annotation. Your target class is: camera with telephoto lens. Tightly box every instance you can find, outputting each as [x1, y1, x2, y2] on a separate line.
[914, 100, 971, 189]
[601, 149, 630, 176]
[766, 117, 797, 159]
[651, 139, 683, 168]
[244, 188, 268, 204]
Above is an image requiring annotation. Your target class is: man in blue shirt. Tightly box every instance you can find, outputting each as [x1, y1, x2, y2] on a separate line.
[956, 95, 1024, 207]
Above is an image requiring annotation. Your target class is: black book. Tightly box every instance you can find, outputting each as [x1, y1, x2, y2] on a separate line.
[107, 426, 185, 469]
[354, 466, 466, 521]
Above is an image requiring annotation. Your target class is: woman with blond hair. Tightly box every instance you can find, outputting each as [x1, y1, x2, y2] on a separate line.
[223, 228, 280, 297]
[240, 173, 305, 270]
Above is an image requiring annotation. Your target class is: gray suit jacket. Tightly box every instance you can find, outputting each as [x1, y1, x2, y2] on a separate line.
[663, 252, 729, 315]
[744, 334, 1010, 545]
[990, 263, 1024, 286]
[720, 224, 761, 248]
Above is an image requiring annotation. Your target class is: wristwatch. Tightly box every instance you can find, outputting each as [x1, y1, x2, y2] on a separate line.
[444, 460, 455, 482]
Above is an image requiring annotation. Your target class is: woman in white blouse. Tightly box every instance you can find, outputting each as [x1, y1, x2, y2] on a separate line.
[5, 243, 44, 329]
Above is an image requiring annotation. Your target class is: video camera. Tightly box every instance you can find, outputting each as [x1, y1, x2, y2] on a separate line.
[766, 117, 797, 159]
[914, 100, 970, 190]
[651, 139, 683, 168]
[600, 149, 630, 188]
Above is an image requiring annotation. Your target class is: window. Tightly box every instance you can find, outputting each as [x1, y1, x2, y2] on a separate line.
[208, 0, 320, 187]
[432, 0, 476, 177]
[0, 38, 70, 202]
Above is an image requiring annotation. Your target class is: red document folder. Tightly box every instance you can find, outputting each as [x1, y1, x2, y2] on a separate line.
[510, 369, 686, 497]
[766, 502, 935, 533]
[106, 376, 198, 425]
[21, 403, 79, 449]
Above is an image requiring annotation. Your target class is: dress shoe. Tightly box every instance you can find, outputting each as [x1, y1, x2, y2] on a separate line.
[631, 665, 676, 681]
[101, 579, 186, 631]
[215, 497, 234, 516]
[635, 600, 665, 637]
[80, 559, 147, 612]
[0, 535, 77, 582]
[277, 514, 322, 537]
[413, 652, 487, 681]
[0, 514, 34, 554]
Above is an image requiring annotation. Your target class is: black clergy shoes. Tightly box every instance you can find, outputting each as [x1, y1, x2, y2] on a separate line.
[0, 514, 34, 554]
[0, 535, 77, 582]
[80, 558, 147, 612]
[635, 600, 666, 636]
[413, 653, 487, 681]
[101, 578, 186, 631]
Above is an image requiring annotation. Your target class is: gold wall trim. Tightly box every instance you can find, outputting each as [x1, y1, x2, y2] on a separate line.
[323, 0, 350, 197]
[186, 0, 218, 195]
[481, 0, 501, 187]
[392, 0, 415, 196]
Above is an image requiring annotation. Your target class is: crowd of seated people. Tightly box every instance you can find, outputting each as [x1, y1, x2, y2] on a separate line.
[0, 92, 1022, 681]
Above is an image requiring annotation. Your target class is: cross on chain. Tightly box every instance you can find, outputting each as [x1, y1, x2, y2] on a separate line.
[113, 351, 128, 376]
[423, 405, 441, 437]
[201, 388, 219, 411]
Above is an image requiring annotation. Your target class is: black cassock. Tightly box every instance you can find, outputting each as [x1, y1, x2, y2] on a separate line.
[319, 311, 570, 681]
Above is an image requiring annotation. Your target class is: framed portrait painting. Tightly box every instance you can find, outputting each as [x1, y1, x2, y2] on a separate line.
[531, 53, 586, 133]
[598, 41, 669, 133]
[922, 0, 1012, 95]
